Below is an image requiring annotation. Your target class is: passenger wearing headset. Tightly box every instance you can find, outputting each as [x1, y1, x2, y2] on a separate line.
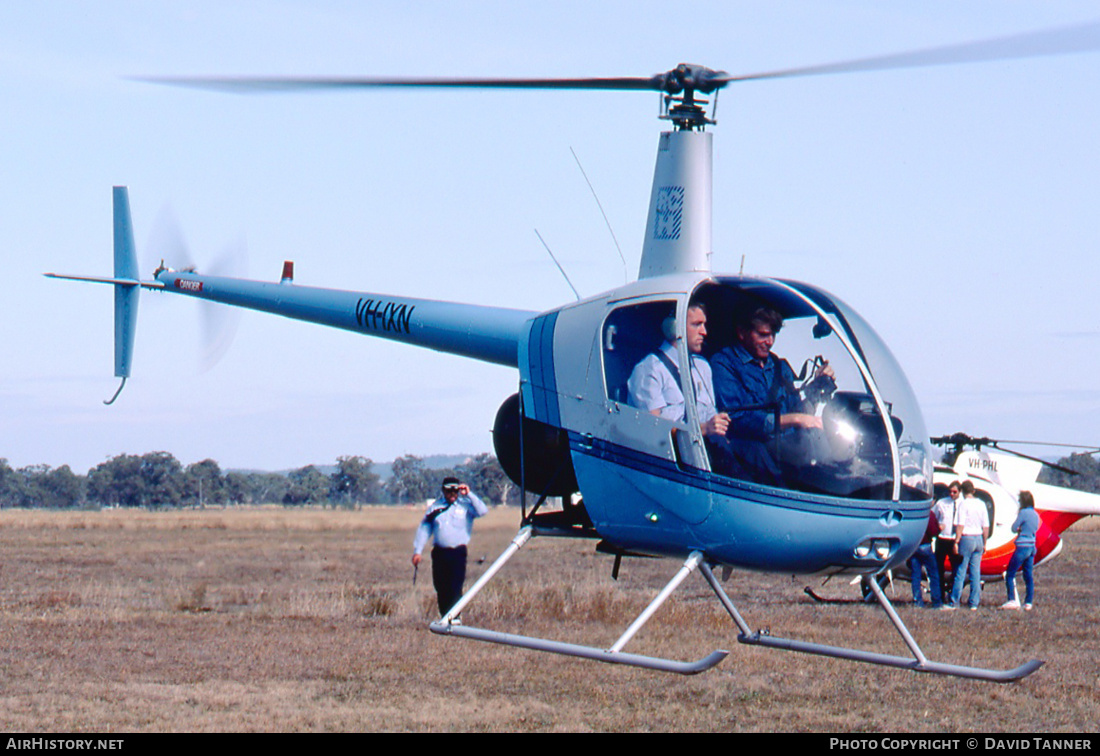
[626, 301, 729, 438]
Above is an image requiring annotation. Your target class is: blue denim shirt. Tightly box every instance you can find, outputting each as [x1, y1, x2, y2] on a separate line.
[711, 343, 803, 440]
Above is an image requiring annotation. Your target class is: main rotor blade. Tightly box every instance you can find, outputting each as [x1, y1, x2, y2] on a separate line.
[137, 21, 1100, 100]
[996, 439, 1100, 454]
[931, 432, 1088, 476]
[136, 74, 669, 94]
[723, 19, 1100, 83]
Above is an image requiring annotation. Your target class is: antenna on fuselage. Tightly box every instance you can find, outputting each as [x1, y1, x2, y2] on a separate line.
[570, 147, 627, 285]
[534, 229, 580, 301]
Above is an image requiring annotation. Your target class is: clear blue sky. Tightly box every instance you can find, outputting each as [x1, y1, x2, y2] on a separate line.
[4, 1, 1099, 474]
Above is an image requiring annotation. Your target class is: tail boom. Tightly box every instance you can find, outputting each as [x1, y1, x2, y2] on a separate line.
[154, 269, 535, 368]
[47, 186, 537, 397]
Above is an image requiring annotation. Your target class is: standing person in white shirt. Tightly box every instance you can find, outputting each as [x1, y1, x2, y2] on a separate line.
[932, 482, 962, 601]
[412, 477, 488, 618]
[946, 480, 990, 610]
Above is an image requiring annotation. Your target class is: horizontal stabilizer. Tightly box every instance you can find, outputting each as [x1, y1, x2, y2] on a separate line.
[44, 273, 163, 289]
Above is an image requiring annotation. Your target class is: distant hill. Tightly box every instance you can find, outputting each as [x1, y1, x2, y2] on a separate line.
[372, 454, 476, 481]
[230, 454, 479, 481]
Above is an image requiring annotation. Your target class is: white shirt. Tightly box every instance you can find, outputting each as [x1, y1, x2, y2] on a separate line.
[626, 341, 717, 424]
[412, 492, 488, 554]
[932, 495, 957, 538]
[953, 495, 989, 537]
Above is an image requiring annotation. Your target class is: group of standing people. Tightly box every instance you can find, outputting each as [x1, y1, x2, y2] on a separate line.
[410, 472, 1042, 620]
[909, 479, 1040, 611]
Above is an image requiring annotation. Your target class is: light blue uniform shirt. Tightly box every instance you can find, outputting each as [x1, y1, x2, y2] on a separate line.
[626, 341, 717, 424]
[413, 492, 489, 554]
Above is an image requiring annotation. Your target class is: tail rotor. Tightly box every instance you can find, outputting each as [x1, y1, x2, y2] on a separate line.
[145, 203, 248, 374]
[45, 186, 246, 403]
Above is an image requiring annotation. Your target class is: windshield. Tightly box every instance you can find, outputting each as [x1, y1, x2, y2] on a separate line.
[689, 279, 933, 501]
[810, 285, 934, 499]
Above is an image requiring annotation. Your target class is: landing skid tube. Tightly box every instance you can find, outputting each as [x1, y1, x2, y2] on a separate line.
[429, 525, 1042, 682]
[434, 624, 729, 675]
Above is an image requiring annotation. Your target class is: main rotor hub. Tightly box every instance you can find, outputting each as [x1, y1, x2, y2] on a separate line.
[655, 64, 728, 130]
[653, 64, 726, 95]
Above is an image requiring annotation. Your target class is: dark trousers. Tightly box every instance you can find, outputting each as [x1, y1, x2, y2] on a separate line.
[934, 537, 960, 600]
[431, 545, 468, 616]
[907, 543, 942, 606]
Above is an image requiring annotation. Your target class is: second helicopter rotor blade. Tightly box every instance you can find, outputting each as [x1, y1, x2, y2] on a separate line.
[992, 445, 1082, 478]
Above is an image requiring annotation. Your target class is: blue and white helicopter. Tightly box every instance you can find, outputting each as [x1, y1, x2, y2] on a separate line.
[50, 24, 1100, 682]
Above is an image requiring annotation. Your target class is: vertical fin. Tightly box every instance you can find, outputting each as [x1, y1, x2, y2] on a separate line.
[111, 186, 140, 387]
[638, 130, 713, 279]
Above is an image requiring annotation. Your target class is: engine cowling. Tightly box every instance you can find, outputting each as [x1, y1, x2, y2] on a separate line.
[492, 393, 578, 497]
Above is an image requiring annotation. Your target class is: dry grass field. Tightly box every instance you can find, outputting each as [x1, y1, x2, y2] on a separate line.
[0, 505, 1096, 733]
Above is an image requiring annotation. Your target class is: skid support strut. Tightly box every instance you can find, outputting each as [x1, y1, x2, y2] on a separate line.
[430, 528, 728, 675]
[698, 562, 1042, 683]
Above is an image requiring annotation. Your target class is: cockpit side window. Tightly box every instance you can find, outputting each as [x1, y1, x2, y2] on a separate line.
[602, 300, 679, 408]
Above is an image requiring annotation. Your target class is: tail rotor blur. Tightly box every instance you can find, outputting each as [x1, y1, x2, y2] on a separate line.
[199, 235, 247, 372]
[145, 203, 195, 275]
[145, 203, 247, 373]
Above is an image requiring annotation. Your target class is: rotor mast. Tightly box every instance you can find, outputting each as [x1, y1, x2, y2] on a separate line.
[638, 65, 723, 280]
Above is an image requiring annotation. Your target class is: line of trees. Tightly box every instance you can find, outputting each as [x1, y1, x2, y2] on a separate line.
[5, 447, 1096, 511]
[1038, 452, 1100, 494]
[0, 452, 516, 510]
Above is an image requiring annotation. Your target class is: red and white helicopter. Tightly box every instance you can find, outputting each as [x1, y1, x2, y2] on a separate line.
[810, 435, 1100, 603]
[930, 434, 1100, 578]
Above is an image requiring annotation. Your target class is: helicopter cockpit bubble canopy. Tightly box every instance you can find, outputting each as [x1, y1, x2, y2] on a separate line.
[554, 274, 933, 516]
[703, 276, 933, 502]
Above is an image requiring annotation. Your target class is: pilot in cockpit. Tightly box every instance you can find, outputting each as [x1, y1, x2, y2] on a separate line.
[710, 305, 837, 484]
[626, 301, 729, 440]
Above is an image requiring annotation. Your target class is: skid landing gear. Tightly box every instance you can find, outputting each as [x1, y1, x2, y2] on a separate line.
[430, 525, 1043, 682]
